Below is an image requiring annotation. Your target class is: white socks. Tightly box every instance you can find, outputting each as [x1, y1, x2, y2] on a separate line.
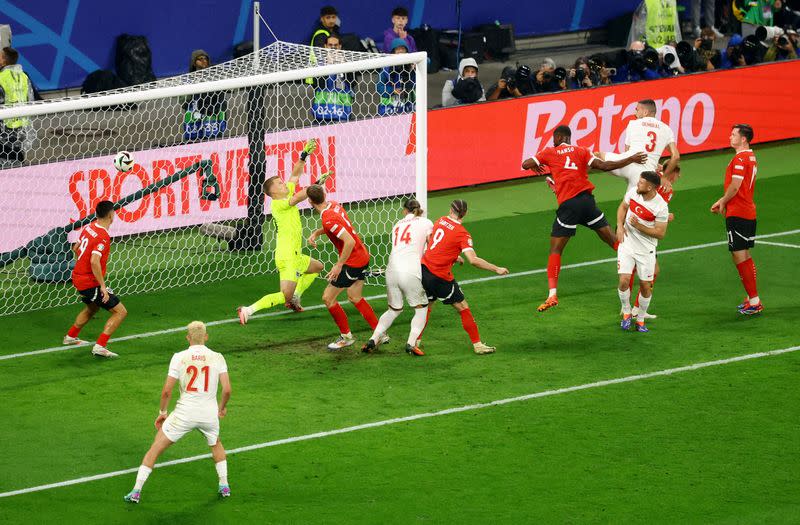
[371, 309, 401, 342]
[618, 288, 631, 315]
[548, 288, 557, 298]
[637, 294, 652, 322]
[408, 307, 429, 346]
[215, 460, 228, 485]
[134, 465, 152, 490]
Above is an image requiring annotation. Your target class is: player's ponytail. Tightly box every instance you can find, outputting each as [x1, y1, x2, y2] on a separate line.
[403, 198, 423, 217]
[450, 199, 468, 219]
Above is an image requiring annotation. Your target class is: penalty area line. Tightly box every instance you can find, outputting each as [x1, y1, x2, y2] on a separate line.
[2, 227, 800, 362]
[0, 343, 798, 499]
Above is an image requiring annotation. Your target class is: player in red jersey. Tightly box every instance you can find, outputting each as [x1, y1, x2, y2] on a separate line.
[522, 125, 647, 312]
[711, 124, 762, 315]
[63, 201, 128, 358]
[306, 185, 387, 350]
[420, 199, 509, 355]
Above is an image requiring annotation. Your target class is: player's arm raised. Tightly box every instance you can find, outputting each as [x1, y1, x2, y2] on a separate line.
[155, 375, 177, 429]
[711, 176, 743, 215]
[628, 216, 668, 239]
[462, 248, 509, 275]
[616, 200, 629, 244]
[326, 228, 356, 281]
[218, 372, 231, 418]
[590, 151, 647, 172]
[90, 253, 109, 302]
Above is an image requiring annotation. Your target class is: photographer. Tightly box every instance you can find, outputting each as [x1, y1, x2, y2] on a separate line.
[486, 65, 532, 101]
[764, 31, 798, 60]
[613, 41, 660, 82]
[588, 52, 620, 86]
[693, 27, 721, 70]
[657, 45, 685, 76]
[532, 58, 566, 93]
[441, 58, 485, 107]
[567, 57, 599, 89]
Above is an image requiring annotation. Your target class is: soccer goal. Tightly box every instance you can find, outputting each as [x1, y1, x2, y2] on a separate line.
[0, 41, 427, 316]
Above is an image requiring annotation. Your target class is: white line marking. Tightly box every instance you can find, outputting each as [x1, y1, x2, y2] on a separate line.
[3, 228, 800, 362]
[1, 343, 797, 499]
[759, 240, 800, 249]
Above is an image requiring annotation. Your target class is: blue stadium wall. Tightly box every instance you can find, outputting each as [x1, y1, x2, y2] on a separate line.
[1, 0, 639, 90]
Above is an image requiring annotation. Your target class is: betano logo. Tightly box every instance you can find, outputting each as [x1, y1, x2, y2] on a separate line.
[521, 93, 715, 163]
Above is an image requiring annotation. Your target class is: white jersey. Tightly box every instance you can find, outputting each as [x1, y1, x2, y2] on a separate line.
[168, 344, 228, 422]
[622, 188, 669, 254]
[387, 215, 433, 278]
[625, 116, 675, 170]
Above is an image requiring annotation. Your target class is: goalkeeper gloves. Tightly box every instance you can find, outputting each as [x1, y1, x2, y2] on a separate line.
[317, 169, 333, 186]
[300, 139, 318, 161]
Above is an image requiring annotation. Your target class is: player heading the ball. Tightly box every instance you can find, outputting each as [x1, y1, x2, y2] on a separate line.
[306, 184, 388, 351]
[63, 200, 128, 358]
[124, 321, 232, 504]
[420, 199, 509, 355]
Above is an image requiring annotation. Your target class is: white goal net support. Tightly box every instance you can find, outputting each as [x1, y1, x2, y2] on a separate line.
[0, 41, 427, 316]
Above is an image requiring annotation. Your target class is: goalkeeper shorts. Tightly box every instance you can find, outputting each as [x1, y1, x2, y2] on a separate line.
[276, 253, 312, 282]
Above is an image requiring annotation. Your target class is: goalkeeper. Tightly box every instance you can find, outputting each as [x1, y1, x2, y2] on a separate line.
[237, 140, 328, 324]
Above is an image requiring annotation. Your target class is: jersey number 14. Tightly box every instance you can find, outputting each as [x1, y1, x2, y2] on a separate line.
[393, 224, 412, 246]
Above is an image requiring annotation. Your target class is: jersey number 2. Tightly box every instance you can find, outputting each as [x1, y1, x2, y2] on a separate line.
[645, 131, 657, 152]
[393, 224, 412, 246]
[187, 365, 209, 392]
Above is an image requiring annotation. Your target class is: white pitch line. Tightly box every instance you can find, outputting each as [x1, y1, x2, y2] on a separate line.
[0, 343, 797, 499]
[759, 240, 800, 249]
[2, 227, 800, 362]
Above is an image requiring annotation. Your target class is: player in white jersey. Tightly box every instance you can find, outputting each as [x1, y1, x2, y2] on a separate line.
[596, 99, 680, 193]
[361, 199, 433, 357]
[124, 321, 232, 504]
[615, 171, 669, 333]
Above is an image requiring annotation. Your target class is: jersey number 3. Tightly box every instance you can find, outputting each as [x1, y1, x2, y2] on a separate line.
[187, 365, 210, 392]
[645, 131, 657, 152]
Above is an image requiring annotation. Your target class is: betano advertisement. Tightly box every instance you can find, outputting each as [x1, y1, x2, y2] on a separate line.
[427, 61, 800, 191]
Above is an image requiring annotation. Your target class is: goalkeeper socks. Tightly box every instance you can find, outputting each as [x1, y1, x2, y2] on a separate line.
[327, 303, 351, 334]
[354, 298, 379, 329]
[459, 308, 481, 344]
[618, 288, 631, 315]
[97, 333, 110, 347]
[250, 292, 284, 313]
[134, 465, 152, 490]
[408, 307, 429, 346]
[296, 273, 318, 296]
[215, 460, 228, 485]
[736, 259, 759, 303]
[547, 253, 561, 293]
[67, 325, 81, 338]
[636, 294, 652, 323]
[372, 308, 401, 342]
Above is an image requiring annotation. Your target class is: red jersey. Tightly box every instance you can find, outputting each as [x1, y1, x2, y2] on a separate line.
[421, 216, 473, 281]
[724, 149, 757, 220]
[657, 185, 673, 203]
[321, 201, 370, 267]
[533, 144, 596, 205]
[71, 223, 111, 291]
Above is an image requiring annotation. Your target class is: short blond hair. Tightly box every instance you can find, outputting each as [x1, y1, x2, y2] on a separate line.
[187, 321, 207, 344]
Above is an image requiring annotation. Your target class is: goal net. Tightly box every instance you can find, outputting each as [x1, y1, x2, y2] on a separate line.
[0, 41, 427, 316]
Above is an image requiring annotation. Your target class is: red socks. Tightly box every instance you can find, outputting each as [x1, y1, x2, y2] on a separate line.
[547, 253, 562, 290]
[67, 325, 81, 338]
[459, 308, 481, 344]
[327, 303, 351, 334]
[354, 298, 378, 330]
[736, 258, 759, 299]
[97, 333, 110, 347]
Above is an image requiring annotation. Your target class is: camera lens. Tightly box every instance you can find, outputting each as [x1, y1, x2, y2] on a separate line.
[663, 52, 676, 65]
[778, 35, 789, 46]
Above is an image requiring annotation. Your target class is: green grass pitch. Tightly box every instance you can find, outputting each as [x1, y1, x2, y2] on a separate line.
[1, 141, 799, 523]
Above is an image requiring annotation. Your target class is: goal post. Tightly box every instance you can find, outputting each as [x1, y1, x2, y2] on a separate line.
[0, 42, 427, 316]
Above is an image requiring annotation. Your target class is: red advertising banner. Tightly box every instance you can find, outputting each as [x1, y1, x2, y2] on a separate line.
[428, 61, 800, 191]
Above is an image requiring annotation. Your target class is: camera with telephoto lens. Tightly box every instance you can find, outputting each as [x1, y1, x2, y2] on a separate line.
[755, 25, 785, 42]
[627, 46, 659, 73]
[501, 66, 517, 89]
[553, 67, 567, 82]
[676, 40, 704, 72]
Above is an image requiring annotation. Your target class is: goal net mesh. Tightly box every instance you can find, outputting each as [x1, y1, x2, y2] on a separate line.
[0, 41, 424, 316]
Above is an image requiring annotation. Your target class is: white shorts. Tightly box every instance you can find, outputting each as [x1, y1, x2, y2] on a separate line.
[162, 410, 220, 446]
[604, 152, 646, 192]
[617, 242, 657, 281]
[385, 269, 428, 309]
